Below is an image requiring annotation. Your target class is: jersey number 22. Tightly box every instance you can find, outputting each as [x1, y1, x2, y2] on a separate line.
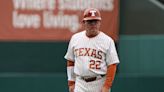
[89, 60, 101, 69]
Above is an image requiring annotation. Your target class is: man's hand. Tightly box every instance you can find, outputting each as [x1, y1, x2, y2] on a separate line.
[69, 84, 75, 92]
[101, 86, 111, 92]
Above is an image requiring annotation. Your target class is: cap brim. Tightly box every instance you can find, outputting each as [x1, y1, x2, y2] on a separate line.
[83, 17, 101, 21]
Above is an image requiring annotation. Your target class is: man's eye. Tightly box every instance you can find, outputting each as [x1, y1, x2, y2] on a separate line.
[86, 20, 98, 23]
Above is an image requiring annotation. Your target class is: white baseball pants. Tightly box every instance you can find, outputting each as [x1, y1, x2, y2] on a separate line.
[74, 76, 111, 92]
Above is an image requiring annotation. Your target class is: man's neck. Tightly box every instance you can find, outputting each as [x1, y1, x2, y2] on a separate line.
[86, 30, 100, 38]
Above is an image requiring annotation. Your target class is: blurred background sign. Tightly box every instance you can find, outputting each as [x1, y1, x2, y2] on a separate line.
[0, 0, 119, 41]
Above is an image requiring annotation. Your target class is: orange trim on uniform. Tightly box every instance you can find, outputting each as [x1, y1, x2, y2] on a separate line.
[103, 64, 117, 89]
[67, 60, 74, 66]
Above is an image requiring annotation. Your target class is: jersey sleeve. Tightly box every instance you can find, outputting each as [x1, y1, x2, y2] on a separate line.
[106, 39, 120, 66]
[64, 37, 75, 62]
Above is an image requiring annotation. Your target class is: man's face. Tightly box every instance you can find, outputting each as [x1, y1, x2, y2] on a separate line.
[83, 19, 101, 31]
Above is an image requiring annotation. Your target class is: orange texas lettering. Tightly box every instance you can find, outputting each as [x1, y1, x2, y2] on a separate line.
[74, 48, 103, 60]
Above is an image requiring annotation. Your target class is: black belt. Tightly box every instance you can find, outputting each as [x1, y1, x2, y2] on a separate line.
[81, 75, 105, 82]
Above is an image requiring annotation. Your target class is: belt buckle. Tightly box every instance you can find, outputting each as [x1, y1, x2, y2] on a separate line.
[81, 75, 105, 82]
[81, 76, 97, 82]
[81, 76, 94, 80]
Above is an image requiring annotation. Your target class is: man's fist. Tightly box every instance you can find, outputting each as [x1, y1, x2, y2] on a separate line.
[69, 84, 75, 92]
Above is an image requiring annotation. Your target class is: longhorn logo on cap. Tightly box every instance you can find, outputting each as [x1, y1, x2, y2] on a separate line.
[90, 10, 96, 16]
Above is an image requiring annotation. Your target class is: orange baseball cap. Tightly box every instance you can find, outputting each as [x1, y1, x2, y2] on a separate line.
[83, 8, 101, 21]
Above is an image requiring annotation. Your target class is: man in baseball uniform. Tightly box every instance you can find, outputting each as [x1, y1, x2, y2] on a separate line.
[64, 8, 120, 92]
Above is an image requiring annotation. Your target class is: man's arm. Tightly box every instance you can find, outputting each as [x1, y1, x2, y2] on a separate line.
[67, 60, 75, 92]
[103, 64, 117, 89]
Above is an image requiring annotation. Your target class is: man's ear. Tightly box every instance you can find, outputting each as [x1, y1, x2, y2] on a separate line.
[82, 20, 85, 24]
[81, 20, 85, 26]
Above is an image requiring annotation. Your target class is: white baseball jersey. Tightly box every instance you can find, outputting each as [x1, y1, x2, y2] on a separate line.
[64, 31, 119, 77]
